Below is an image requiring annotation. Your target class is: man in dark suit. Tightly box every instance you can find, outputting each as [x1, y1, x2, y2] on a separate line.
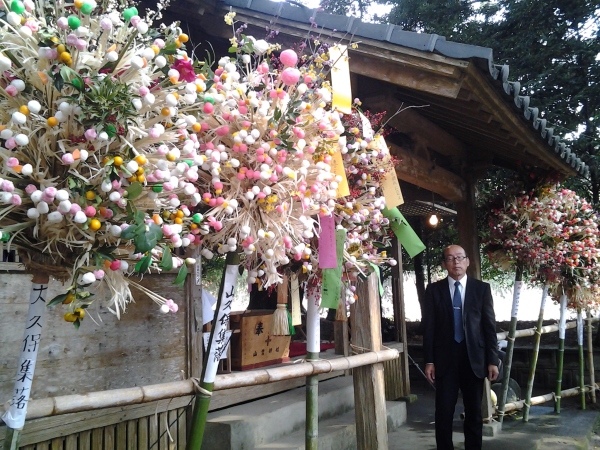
[423, 245, 499, 450]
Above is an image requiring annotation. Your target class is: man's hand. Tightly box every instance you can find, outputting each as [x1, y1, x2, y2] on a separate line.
[425, 363, 435, 384]
[488, 364, 499, 382]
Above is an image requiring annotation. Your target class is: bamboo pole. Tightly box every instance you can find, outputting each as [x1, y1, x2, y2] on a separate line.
[555, 293, 568, 413]
[523, 285, 548, 422]
[495, 318, 596, 340]
[577, 309, 585, 410]
[587, 309, 596, 404]
[2, 272, 49, 450]
[18, 348, 399, 421]
[187, 252, 239, 450]
[498, 266, 523, 425]
[504, 384, 598, 413]
[305, 289, 320, 450]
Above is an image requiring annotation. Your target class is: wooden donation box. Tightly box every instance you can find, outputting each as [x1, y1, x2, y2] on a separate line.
[230, 310, 291, 371]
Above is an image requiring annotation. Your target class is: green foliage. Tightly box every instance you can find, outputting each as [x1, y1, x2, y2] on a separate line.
[69, 75, 140, 132]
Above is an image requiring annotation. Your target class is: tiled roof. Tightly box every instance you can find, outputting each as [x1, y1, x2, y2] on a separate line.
[222, 0, 587, 177]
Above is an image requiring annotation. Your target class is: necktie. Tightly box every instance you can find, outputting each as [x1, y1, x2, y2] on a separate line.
[453, 281, 464, 343]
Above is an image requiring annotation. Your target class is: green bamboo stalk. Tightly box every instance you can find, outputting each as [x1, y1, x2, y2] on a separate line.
[555, 293, 567, 413]
[498, 266, 523, 425]
[587, 309, 596, 404]
[523, 285, 548, 422]
[577, 309, 585, 410]
[187, 252, 239, 450]
[2, 428, 20, 450]
[306, 353, 319, 450]
[305, 290, 320, 450]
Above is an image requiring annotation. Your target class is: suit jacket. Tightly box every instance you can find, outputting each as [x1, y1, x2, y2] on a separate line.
[423, 277, 499, 378]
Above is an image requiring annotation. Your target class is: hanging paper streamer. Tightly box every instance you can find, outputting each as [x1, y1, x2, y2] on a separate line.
[329, 44, 352, 115]
[2, 283, 48, 429]
[319, 214, 337, 269]
[290, 273, 302, 326]
[382, 207, 426, 257]
[203, 262, 238, 384]
[202, 289, 217, 326]
[330, 149, 350, 198]
[376, 137, 404, 208]
[321, 228, 347, 309]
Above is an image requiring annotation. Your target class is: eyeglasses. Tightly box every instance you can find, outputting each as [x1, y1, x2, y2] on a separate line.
[443, 256, 468, 263]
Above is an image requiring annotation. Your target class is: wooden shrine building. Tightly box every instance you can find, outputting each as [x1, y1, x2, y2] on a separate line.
[0, 0, 587, 448]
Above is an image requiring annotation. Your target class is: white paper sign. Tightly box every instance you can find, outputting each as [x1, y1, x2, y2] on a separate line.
[577, 311, 584, 346]
[2, 283, 48, 429]
[510, 281, 523, 319]
[306, 291, 321, 354]
[203, 263, 238, 383]
[559, 294, 568, 339]
[203, 331, 232, 359]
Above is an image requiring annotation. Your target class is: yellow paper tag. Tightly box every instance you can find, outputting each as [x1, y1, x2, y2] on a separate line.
[331, 149, 350, 198]
[330, 45, 352, 115]
[376, 136, 404, 208]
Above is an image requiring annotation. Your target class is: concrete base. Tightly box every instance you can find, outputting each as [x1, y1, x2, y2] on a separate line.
[202, 376, 407, 450]
[483, 420, 501, 437]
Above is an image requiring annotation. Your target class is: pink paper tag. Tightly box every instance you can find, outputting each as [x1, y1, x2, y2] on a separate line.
[319, 214, 337, 269]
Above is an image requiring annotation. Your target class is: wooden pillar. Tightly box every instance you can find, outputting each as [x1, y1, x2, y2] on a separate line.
[392, 238, 410, 397]
[456, 176, 481, 280]
[186, 250, 203, 379]
[351, 273, 389, 450]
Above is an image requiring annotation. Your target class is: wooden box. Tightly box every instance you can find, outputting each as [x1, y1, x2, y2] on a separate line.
[230, 310, 291, 371]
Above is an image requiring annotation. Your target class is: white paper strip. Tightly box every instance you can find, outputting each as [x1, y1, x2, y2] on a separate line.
[559, 294, 568, 339]
[577, 310, 584, 346]
[291, 274, 302, 326]
[203, 263, 238, 383]
[511, 280, 523, 319]
[540, 285, 548, 311]
[306, 289, 321, 354]
[2, 283, 48, 429]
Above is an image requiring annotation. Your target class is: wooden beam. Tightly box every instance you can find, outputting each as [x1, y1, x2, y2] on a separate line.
[363, 94, 466, 158]
[463, 65, 576, 176]
[349, 54, 463, 99]
[186, 250, 203, 379]
[351, 273, 389, 450]
[388, 142, 466, 202]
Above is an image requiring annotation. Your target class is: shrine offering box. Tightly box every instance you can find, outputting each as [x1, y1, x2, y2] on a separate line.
[230, 310, 291, 371]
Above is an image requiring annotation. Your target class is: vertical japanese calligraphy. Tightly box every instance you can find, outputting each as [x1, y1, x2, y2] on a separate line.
[203, 263, 238, 384]
[2, 283, 48, 429]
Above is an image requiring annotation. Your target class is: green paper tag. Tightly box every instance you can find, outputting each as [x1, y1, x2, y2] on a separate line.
[367, 261, 384, 298]
[321, 228, 347, 309]
[382, 207, 426, 257]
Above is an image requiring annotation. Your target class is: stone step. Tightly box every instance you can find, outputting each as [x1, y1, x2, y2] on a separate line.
[252, 401, 407, 450]
[201, 376, 356, 450]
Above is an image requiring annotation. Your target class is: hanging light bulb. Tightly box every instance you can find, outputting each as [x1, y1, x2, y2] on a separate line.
[428, 214, 439, 227]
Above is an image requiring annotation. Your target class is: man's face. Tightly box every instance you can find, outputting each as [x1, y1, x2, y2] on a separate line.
[441, 245, 469, 280]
